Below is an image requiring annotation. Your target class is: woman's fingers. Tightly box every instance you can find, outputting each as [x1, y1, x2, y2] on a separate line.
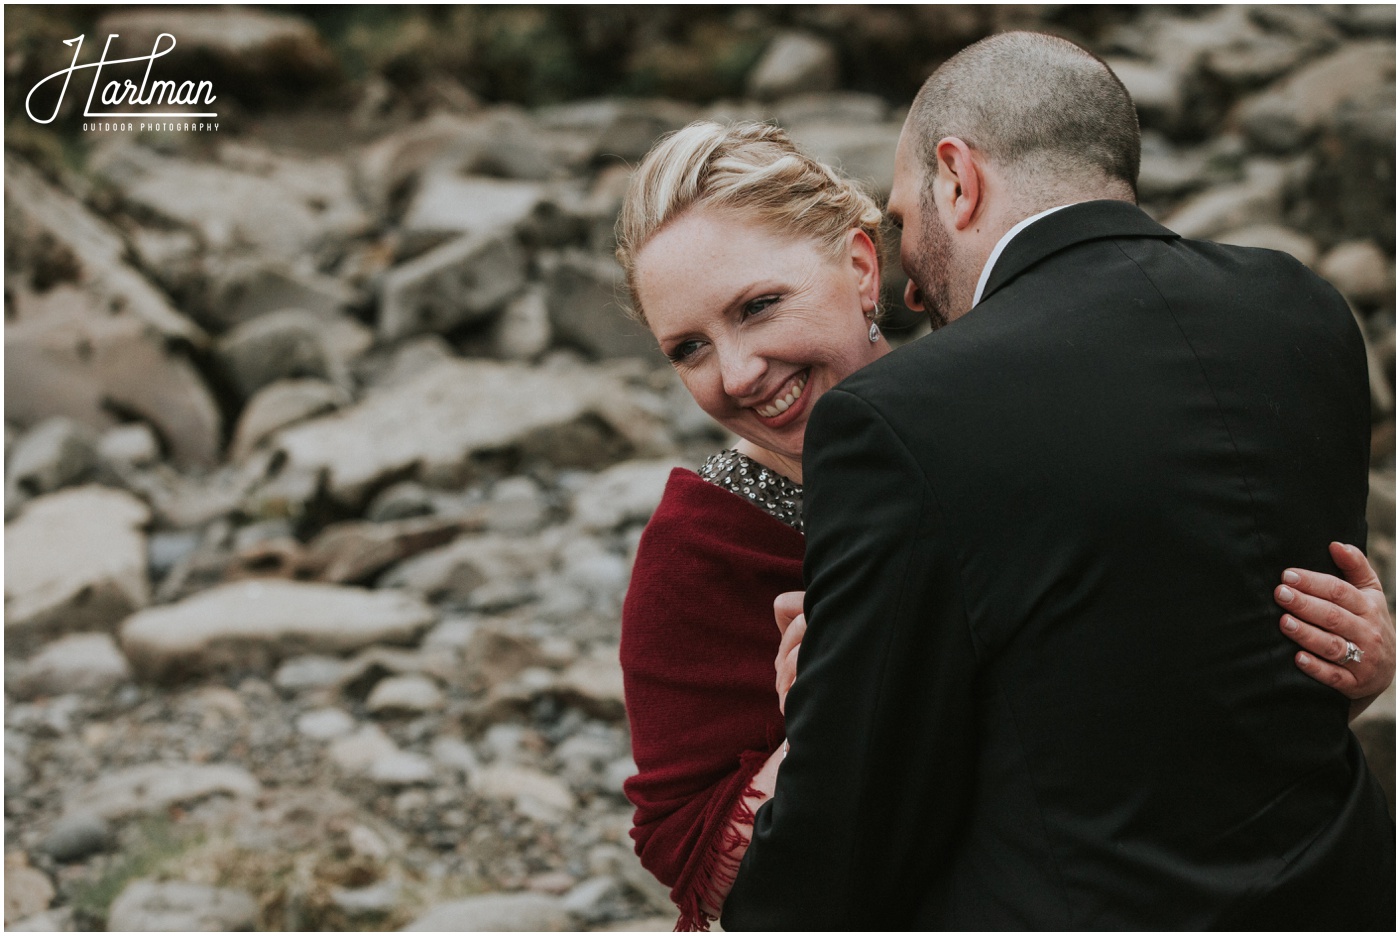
[1293, 650, 1359, 693]
[1281, 614, 1355, 665]
[1274, 580, 1362, 636]
[1329, 541, 1386, 593]
[774, 591, 806, 636]
[777, 644, 800, 715]
[1277, 569, 1371, 620]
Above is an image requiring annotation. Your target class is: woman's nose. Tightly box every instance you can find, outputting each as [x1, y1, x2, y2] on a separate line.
[719, 348, 766, 401]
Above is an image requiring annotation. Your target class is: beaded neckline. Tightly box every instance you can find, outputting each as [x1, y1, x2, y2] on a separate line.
[697, 449, 803, 532]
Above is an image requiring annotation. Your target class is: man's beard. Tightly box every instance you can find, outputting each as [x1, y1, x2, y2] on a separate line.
[907, 210, 954, 331]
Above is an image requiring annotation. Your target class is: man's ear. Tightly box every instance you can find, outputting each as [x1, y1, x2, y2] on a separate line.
[934, 137, 983, 231]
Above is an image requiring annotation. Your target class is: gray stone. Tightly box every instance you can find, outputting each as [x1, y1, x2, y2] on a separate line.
[379, 233, 526, 341]
[329, 724, 400, 774]
[106, 878, 259, 932]
[4, 418, 98, 511]
[369, 751, 436, 787]
[1214, 225, 1319, 269]
[91, 142, 366, 259]
[5, 486, 150, 654]
[1369, 472, 1396, 539]
[1236, 41, 1396, 151]
[560, 875, 622, 923]
[4, 158, 203, 344]
[274, 654, 351, 693]
[543, 251, 657, 359]
[208, 260, 360, 328]
[5, 731, 30, 796]
[271, 359, 669, 505]
[571, 459, 682, 531]
[785, 121, 903, 198]
[401, 174, 545, 251]
[1319, 241, 1394, 307]
[12, 633, 132, 700]
[231, 378, 351, 461]
[473, 763, 576, 819]
[366, 674, 446, 715]
[554, 650, 627, 722]
[215, 309, 368, 401]
[1136, 133, 1216, 202]
[119, 580, 436, 682]
[38, 812, 110, 862]
[484, 476, 548, 535]
[430, 737, 481, 777]
[488, 288, 553, 361]
[301, 514, 474, 585]
[381, 534, 549, 605]
[773, 92, 888, 126]
[295, 707, 357, 740]
[332, 880, 401, 916]
[747, 31, 839, 100]
[97, 423, 161, 469]
[535, 98, 696, 164]
[1103, 57, 1183, 129]
[7, 906, 74, 931]
[4, 294, 222, 468]
[3, 860, 53, 927]
[64, 762, 260, 820]
[1163, 159, 1290, 240]
[403, 892, 571, 932]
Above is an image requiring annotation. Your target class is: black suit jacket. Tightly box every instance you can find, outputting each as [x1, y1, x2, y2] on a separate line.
[722, 201, 1394, 930]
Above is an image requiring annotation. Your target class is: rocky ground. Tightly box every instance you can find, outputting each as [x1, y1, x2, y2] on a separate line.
[4, 6, 1396, 931]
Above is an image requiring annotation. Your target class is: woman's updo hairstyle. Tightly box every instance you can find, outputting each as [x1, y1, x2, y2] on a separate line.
[615, 120, 885, 322]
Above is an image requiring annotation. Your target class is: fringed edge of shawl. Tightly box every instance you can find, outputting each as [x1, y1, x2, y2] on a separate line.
[672, 748, 773, 931]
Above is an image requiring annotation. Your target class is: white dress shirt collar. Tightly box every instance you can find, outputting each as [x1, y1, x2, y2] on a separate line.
[970, 203, 1076, 308]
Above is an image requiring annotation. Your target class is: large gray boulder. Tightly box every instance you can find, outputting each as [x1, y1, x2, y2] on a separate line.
[786, 121, 903, 198]
[270, 359, 671, 505]
[5, 486, 150, 654]
[5, 298, 223, 468]
[542, 251, 658, 359]
[214, 308, 370, 401]
[400, 174, 545, 253]
[1236, 41, 1395, 152]
[379, 232, 527, 341]
[119, 580, 436, 681]
[4, 158, 204, 345]
[3, 418, 98, 515]
[748, 32, 840, 100]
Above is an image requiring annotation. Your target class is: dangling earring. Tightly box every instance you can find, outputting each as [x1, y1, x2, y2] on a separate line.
[867, 303, 881, 343]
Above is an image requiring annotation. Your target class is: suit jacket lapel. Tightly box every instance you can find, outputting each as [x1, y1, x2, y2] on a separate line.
[980, 200, 1180, 304]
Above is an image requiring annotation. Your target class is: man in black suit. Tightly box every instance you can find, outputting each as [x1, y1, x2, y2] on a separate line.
[723, 31, 1394, 930]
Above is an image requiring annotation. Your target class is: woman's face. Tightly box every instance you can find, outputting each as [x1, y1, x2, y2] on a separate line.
[634, 207, 888, 475]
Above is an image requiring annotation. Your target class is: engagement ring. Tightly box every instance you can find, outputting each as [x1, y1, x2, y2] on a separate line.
[1343, 640, 1364, 664]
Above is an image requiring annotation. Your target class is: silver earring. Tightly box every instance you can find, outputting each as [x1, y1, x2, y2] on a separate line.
[868, 319, 881, 343]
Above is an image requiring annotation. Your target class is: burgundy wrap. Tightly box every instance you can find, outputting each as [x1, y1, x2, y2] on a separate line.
[621, 468, 804, 930]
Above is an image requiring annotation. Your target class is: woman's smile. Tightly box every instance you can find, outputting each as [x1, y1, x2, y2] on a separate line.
[752, 370, 810, 423]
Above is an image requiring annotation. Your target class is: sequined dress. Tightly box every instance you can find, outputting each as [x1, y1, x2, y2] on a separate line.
[697, 449, 804, 532]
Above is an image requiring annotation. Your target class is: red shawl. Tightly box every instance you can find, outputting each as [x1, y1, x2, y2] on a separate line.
[621, 468, 804, 930]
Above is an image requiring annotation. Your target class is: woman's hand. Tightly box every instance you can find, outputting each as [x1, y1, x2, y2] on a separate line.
[774, 591, 806, 715]
[1276, 542, 1395, 721]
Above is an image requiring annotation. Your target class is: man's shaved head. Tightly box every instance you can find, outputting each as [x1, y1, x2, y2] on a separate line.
[908, 31, 1141, 204]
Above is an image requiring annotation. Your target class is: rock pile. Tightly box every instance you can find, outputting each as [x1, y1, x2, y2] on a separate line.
[4, 6, 1394, 930]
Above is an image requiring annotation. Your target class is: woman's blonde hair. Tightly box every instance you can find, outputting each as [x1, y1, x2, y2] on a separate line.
[615, 120, 885, 322]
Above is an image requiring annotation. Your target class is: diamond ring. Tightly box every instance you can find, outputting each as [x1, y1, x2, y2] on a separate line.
[1342, 640, 1364, 664]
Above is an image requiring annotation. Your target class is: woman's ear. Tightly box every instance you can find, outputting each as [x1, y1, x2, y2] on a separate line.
[934, 137, 983, 231]
[846, 227, 881, 309]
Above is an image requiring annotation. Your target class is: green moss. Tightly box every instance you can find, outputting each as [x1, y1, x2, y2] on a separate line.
[68, 816, 201, 928]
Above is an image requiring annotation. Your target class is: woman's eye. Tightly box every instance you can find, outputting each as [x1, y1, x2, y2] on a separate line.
[668, 339, 703, 363]
[742, 295, 779, 318]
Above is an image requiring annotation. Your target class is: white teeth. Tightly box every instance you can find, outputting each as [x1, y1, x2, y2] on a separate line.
[756, 373, 808, 418]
